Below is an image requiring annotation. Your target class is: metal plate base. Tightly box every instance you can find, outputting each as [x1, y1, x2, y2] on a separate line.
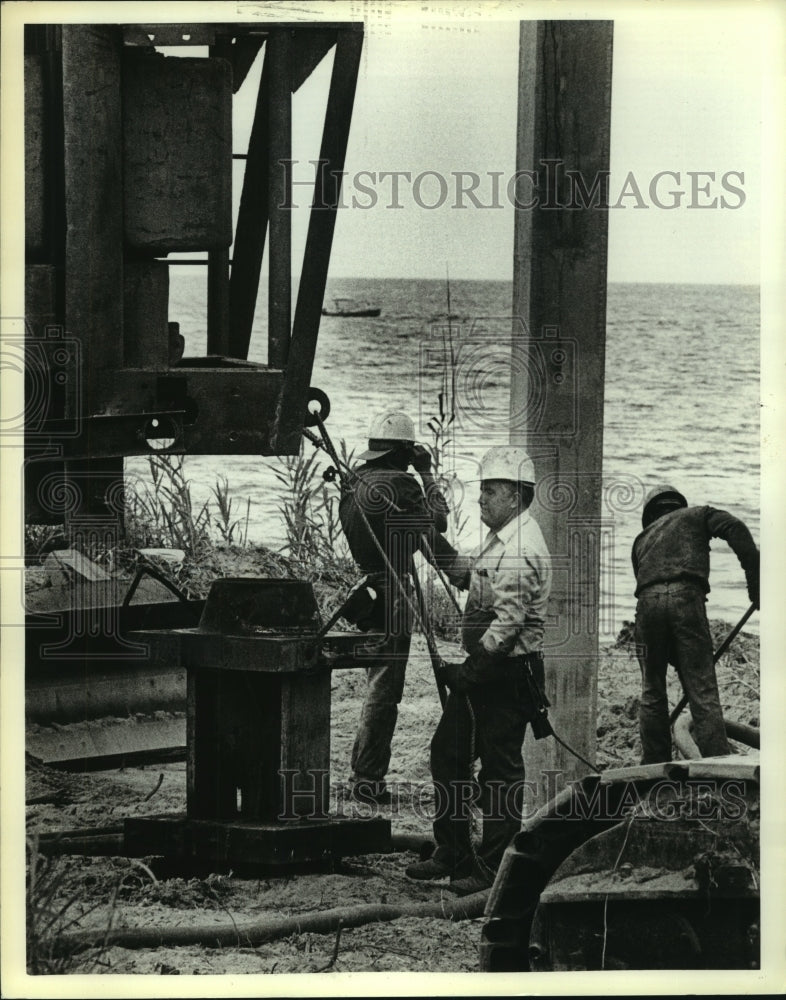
[124, 813, 392, 875]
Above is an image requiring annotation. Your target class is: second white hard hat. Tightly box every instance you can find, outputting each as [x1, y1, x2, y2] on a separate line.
[474, 445, 536, 485]
[358, 411, 416, 461]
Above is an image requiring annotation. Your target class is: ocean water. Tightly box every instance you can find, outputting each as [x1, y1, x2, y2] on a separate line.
[127, 276, 760, 639]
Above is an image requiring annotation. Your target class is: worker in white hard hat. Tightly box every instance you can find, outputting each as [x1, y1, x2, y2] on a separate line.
[406, 444, 552, 896]
[632, 484, 759, 763]
[339, 410, 459, 805]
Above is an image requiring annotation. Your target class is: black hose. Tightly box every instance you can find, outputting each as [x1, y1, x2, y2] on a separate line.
[54, 891, 490, 956]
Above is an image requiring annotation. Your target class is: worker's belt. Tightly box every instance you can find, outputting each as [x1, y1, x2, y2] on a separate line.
[636, 577, 707, 597]
[511, 650, 546, 694]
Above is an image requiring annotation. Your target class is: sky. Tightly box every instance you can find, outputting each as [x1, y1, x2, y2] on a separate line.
[240, 3, 770, 284]
[1, 1, 777, 285]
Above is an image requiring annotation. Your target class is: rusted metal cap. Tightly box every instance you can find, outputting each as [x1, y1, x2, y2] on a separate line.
[197, 578, 321, 635]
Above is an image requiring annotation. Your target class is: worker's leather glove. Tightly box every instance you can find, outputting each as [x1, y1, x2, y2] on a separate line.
[410, 444, 433, 474]
[746, 571, 760, 610]
[438, 660, 468, 694]
[460, 644, 512, 685]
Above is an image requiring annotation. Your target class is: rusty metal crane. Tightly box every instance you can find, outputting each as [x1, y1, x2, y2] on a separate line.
[23, 20, 363, 729]
[24, 20, 362, 521]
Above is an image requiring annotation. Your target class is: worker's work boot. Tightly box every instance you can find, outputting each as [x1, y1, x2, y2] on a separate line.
[405, 857, 453, 881]
[349, 779, 391, 806]
[447, 870, 494, 896]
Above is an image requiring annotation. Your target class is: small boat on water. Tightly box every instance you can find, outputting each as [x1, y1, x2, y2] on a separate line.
[321, 297, 381, 318]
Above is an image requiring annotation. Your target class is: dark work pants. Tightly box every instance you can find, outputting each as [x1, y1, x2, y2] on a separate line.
[350, 584, 413, 784]
[635, 581, 731, 763]
[429, 676, 530, 876]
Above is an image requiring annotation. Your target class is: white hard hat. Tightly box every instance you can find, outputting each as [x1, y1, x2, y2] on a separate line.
[358, 411, 416, 461]
[474, 445, 536, 485]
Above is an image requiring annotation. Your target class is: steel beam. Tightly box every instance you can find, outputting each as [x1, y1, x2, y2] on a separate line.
[206, 35, 234, 355]
[267, 30, 293, 370]
[228, 46, 271, 360]
[272, 25, 364, 452]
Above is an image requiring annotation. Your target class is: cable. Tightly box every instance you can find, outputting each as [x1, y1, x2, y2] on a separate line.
[549, 730, 598, 774]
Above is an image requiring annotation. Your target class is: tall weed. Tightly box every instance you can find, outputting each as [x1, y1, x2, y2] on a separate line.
[124, 455, 213, 557]
[267, 441, 356, 592]
[26, 836, 116, 974]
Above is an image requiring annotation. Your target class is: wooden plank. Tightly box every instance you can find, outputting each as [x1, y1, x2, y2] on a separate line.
[271, 26, 364, 452]
[510, 22, 613, 801]
[26, 717, 186, 770]
[59, 30, 127, 521]
[188, 667, 241, 820]
[279, 673, 331, 817]
[188, 669, 287, 823]
[267, 30, 293, 370]
[25, 26, 66, 270]
[124, 814, 392, 869]
[43, 548, 110, 581]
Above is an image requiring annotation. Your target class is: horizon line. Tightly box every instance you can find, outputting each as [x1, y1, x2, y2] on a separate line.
[323, 276, 760, 287]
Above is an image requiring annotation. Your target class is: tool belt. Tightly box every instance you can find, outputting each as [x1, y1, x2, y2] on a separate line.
[465, 642, 551, 738]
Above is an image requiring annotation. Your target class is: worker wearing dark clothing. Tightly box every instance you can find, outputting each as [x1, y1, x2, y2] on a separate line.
[632, 485, 760, 763]
[339, 411, 455, 803]
[340, 464, 450, 583]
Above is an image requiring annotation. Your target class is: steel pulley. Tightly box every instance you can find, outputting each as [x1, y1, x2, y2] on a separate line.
[304, 387, 331, 427]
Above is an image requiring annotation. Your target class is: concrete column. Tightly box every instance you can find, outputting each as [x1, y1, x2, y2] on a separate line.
[510, 21, 614, 802]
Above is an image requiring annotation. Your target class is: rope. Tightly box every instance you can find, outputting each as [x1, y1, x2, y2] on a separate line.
[550, 730, 598, 774]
